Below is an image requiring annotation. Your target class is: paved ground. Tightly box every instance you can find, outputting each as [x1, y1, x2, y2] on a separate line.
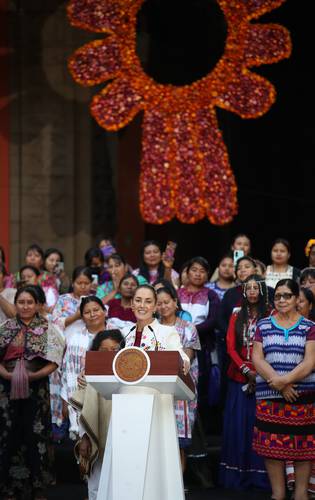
[46, 484, 271, 499]
[45, 438, 272, 500]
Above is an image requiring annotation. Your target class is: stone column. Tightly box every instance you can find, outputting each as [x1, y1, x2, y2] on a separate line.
[8, 1, 94, 273]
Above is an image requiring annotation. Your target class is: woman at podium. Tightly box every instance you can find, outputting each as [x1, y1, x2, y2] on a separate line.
[122, 284, 190, 373]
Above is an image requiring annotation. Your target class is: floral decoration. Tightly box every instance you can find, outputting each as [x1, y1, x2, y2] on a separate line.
[67, 0, 291, 225]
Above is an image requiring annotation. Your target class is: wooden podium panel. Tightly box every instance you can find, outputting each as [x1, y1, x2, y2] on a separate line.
[85, 350, 195, 394]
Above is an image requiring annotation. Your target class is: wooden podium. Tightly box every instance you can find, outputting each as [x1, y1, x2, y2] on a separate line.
[85, 349, 195, 500]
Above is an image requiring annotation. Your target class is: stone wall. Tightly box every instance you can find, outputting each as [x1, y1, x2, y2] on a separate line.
[8, 1, 116, 273]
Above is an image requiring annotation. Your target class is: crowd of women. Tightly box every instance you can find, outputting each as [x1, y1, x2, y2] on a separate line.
[0, 234, 315, 500]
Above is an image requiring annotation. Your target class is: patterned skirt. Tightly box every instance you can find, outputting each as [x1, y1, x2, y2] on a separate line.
[253, 397, 315, 461]
[0, 376, 55, 496]
[219, 380, 269, 490]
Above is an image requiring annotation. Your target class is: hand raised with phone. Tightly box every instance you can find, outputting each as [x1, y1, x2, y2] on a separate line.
[162, 241, 177, 269]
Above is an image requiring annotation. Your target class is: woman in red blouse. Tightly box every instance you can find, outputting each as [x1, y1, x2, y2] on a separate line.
[219, 274, 271, 491]
[106, 273, 138, 329]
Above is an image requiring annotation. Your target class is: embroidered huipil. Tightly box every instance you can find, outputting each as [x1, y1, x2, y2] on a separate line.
[50, 293, 81, 426]
[226, 310, 257, 383]
[60, 320, 97, 434]
[255, 316, 315, 399]
[172, 318, 200, 439]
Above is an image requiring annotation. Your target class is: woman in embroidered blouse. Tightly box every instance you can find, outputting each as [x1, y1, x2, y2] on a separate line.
[122, 284, 190, 371]
[156, 286, 200, 472]
[252, 279, 315, 500]
[61, 296, 107, 439]
[265, 238, 300, 289]
[0, 286, 64, 500]
[51, 266, 93, 329]
[50, 266, 93, 441]
[177, 256, 220, 336]
[70, 329, 124, 500]
[177, 257, 220, 427]
[219, 275, 270, 490]
[285, 286, 315, 498]
[0, 263, 16, 323]
[106, 273, 138, 330]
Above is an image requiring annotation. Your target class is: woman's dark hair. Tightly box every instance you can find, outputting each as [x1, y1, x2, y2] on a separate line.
[232, 233, 251, 245]
[300, 267, 315, 284]
[72, 266, 93, 283]
[119, 273, 139, 289]
[254, 259, 267, 275]
[300, 287, 315, 321]
[271, 238, 291, 253]
[80, 295, 105, 316]
[186, 256, 210, 278]
[139, 240, 164, 283]
[0, 246, 6, 264]
[14, 285, 40, 304]
[134, 284, 158, 302]
[219, 252, 234, 262]
[44, 247, 64, 263]
[108, 253, 126, 266]
[26, 284, 46, 305]
[90, 329, 125, 351]
[235, 256, 257, 272]
[156, 285, 185, 316]
[274, 278, 299, 297]
[0, 262, 8, 276]
[25, 243, 44, 260]
[235, 274, 269, 353]
[20, 265, 41, 277]
[84, 247, 105, 267]
[300, 286, 315, 305]
[153, 277, 173, 289]
[96, 235, 115, 247]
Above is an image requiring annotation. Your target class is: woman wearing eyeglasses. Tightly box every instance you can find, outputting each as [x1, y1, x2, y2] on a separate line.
[252, 279, 315, 500]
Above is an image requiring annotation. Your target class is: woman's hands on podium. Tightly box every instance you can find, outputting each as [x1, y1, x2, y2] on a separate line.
[182, 358, 190, 376]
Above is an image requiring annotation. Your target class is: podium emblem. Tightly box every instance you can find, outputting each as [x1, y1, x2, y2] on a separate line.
[113, 347, 151, 385]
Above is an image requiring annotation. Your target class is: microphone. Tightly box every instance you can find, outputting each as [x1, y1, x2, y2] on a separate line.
[123, 323, 158, 351]
[148, 325, 159, 352]
[120, 324, 136, 349]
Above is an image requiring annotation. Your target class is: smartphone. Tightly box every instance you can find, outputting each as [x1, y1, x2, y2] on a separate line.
[54, 261, 64, 274]
[91, 273, 99, 286]
[233, 249, 244, 266]
[164, 241, 177, 260]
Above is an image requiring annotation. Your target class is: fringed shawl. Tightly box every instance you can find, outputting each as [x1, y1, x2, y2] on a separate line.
[0, 315, 65, 367]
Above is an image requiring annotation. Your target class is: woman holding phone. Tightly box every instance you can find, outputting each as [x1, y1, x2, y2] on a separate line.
[133, 240, 179, 287]
[44, 247, 71, 294]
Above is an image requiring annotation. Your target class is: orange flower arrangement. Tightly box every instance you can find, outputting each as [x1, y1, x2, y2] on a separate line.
[67, 0, 291, 225]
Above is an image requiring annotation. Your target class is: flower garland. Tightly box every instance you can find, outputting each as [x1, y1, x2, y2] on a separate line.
[67, 0, 291, 225]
